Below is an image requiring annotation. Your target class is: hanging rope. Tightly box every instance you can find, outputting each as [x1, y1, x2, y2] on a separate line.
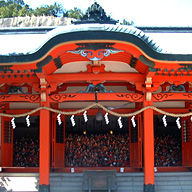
[0, 102, 192, 118]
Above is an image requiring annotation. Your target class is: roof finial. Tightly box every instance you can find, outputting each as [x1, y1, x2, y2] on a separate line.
[72, 2, 118, 25]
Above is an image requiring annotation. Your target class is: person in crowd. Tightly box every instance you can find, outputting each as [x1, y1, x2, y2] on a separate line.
[65, 133, 130, 167]
[13, 136, 39, 167]
[154, 134, 182, 167]
[13, 133, 182, 168]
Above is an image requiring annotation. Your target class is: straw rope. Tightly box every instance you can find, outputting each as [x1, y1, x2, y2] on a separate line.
[0, 103, 192, 118]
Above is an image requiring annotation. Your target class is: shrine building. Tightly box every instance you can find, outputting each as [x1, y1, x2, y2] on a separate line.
[1, 2, 192, 192]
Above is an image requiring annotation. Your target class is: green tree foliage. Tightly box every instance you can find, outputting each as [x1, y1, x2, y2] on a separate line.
[121, 19, 134, 25]
[0, 0, 84, 18]
[18, 4, 32, 16]
[33, 2, 63, 17]
[0, 0, 31, 17]
[64, 7, 83, 19]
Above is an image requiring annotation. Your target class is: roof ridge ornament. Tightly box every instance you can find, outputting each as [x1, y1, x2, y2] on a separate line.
[72, 2, 118, 25]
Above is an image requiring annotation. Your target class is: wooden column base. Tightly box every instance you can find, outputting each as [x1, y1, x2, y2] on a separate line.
[144, 184, 155, 192]
[39, 184, 50, 192]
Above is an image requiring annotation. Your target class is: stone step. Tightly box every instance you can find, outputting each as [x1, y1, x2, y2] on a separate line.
[156, 181, 192, 185]
[49, 172, 192, 192]
[50, 185, 83, 191]
[116, 185, 143, 191]
[50, 177, 83, 182]
[117, 177, 144, 182]
[50, 182, 82, 187]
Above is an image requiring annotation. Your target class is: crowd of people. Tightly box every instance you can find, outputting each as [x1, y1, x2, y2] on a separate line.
[65, 133, 130, 167]
[12, 133, 182, 167]
[13, 136, 39, 167]
[154, 135, 182, 167]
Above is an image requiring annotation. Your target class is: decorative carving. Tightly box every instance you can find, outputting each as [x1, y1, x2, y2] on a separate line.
[170, 84, 185, 92]
[20, 95, 40, 102]
[67, 49, 123, 61]
[72, 2, 118, 24]
[50, 94, 76, 102]
[116, 93, 143, 102]
[153, 93, 173, 101]
[0, 95, 10, 100]
[7, 86, 25, 94]
[182, 93, 192, 99]
[78, 84, 114, 93]
[0, 95, 39, 103]
[153, 92, 192, 102]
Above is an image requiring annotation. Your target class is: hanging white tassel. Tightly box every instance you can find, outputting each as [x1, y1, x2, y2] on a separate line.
[176, 117, 181, 129]
[11, 117, 16, 129]
[118, 117, 123, 128]
[83, 111, 88, 122]
[104, 112, 109, 124]
[26, 115, 30, 127]
[162, 115, 167, 127]
[57, 113, 62, 125]
[131, 116, 136, 127]
[70, 115, 75, 127]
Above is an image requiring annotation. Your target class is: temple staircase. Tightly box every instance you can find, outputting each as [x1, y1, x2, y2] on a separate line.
[50, 172, 144, 192]
[50, 172, 192, 192]
[155, 172, 192, 192]
[1, 172, 192, 192]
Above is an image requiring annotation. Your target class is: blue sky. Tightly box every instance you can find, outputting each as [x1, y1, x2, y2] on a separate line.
[23, 0, 192, 26]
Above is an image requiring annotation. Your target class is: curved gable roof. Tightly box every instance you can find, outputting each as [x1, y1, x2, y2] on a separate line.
[0, 24, 192, 64]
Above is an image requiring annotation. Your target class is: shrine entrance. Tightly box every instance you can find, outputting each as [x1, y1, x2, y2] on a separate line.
[1, 2, 192, 191]
[13, 116, 39, 168]
[154, 115, 182, 167]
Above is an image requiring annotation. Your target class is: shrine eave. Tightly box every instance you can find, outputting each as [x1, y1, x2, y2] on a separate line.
[0, 24, 192, 65]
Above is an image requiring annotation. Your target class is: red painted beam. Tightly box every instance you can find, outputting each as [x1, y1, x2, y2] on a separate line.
[153, 92, 192, 102]
[0, 94, 40, 103]
[49, 92, 144, 103]
[48, 72, 145, 83]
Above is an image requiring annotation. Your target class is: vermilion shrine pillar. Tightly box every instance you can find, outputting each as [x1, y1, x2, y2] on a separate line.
[143, 100, 155, 192]
[39, 92, 50, 192]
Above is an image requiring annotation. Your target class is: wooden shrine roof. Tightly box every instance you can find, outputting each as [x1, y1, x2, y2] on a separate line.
[0, 24, 192, 64]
